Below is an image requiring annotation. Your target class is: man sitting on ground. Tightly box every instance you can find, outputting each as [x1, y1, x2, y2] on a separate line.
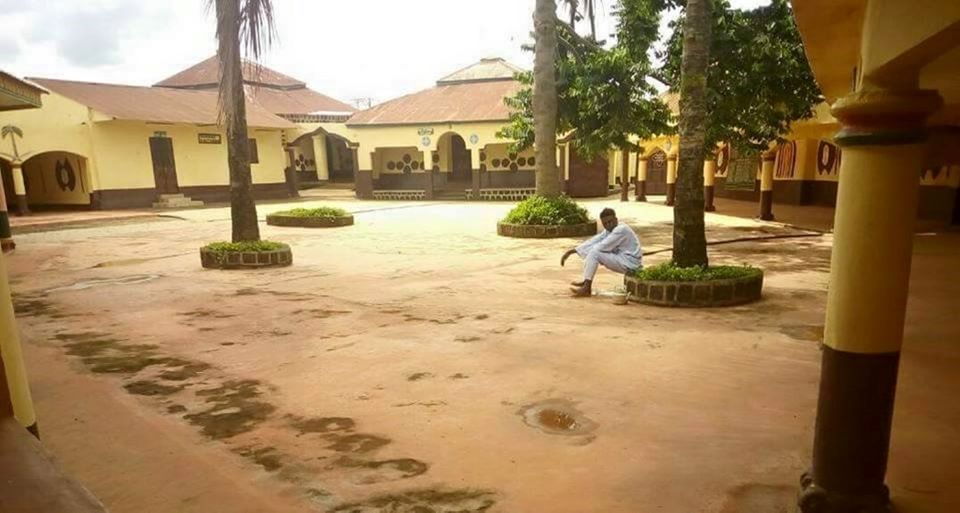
[561, 208, 642, 297]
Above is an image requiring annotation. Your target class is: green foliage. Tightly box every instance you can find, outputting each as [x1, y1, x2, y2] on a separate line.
[498, 14, 673, 160]
[502, 195, 592, 226]
[658, 0, 822, 152]
[632, 262, 761, 282]
[273, 207, 348, 218]
[204, 240, 286, 253]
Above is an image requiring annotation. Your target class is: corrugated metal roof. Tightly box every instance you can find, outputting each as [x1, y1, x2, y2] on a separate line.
[245, 85, 355, 115]
[154, 56, 304, 89]
[31, 78, 295, 129]
[347, 80, 521, 126]
[436, 57, 524, 85]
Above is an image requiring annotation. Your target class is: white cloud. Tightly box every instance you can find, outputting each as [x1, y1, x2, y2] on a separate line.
[0, 0, 769, 106]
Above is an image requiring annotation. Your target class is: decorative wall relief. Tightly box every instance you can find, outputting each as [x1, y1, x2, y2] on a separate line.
[55, 159, 77, 191]
[716, 144, 730, 176]
[817, 141, 842, 176]
[775, 141, 797, 178]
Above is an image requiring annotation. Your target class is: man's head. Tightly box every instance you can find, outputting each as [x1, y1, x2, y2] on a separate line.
[600, 208, 618, 232]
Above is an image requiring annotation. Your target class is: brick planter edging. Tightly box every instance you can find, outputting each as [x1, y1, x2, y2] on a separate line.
[624, 271, 764, 307]
[266, 214, 354, 228]
[497, 221, 598, 239]
[200, 245, 293, 270]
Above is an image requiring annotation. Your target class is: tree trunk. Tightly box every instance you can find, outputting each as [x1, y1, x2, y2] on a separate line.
[226, 34, 261, 242]
[533, 0, 561, 198]
[672, 0, 712, 267]
[568, 0, 577, 29]
[620, 149, 629, 202]
[586, 0, 596, 40]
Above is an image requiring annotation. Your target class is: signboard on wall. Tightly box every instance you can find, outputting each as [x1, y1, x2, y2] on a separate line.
[417, 128, 434, 136]
[198, 133, 222, 144]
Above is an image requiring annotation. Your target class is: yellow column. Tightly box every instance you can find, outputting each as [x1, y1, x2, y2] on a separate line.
[11, 163, 28, 215]
[636, 156, 648, 202]
[665, 154, 677, 206]
[0, 175, 13, 252]
[470, 147, 481, 200]
[0, 250, 38, 436]
[759, 151, 775, 220]
[313, 135, 329, 181]
[703, 159, 717, 212]
[801, 88, 942, 513]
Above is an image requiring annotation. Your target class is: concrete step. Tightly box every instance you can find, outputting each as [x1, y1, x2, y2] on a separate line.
[153, 200, 204, 209]
[157, 193, 187, 200]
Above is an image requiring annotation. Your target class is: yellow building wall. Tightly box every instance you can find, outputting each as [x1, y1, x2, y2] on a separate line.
[374, 146, 421, 177]
[346, 121, 509, 170]
[90, 122, 286, 191]
[22, 151, 92, 205]
[482, 143, 534, 172]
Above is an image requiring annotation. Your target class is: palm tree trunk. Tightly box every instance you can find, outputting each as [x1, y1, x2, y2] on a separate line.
[586, 0, 596, 40]
[673, 0, 712, 267]
[533, 0, 561, 198]
[567, 0, 577, 28]
[220, 0, 261, 243]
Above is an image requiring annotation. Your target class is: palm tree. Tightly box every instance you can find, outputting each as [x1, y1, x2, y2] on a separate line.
[2, 125, 23, 160]
[564, 0, 579, 28]
[533, 0, 562, 198]
[208, 0, 275, 242]
[672, 0, 712, 267]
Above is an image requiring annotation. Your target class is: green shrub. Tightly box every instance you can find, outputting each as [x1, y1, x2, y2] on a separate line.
[273, 207, 348, 218]
[204, 240, 286, 253]
[633, 262, 761, 282]
[502, 195, 591, 226]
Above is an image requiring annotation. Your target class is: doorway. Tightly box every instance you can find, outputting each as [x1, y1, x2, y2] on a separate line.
[646, 150, 667, 195]
[149, 137, 180, 194]
[449, 135, 472, 183]
[952, 187, 960, 225]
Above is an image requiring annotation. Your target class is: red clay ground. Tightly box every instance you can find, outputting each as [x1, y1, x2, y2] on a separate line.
[5, 196, 958, 513]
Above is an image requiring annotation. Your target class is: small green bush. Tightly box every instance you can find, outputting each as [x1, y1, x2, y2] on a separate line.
[273, 207, 348, 218]
[502, 195, 591, 226]
[204, 240, 286, 253]
[633, 262, 761, 282]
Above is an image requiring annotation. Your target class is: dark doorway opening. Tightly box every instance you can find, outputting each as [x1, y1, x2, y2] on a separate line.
[449, 135, 472, 183]
[646, 150, 668, 195]
[952, 187, 960, 225]
[149, 137, 180, 194]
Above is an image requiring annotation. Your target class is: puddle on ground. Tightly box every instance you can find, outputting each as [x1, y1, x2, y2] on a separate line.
[234, 445, 284, 472]
[329, 489, 496, 513]
[289, 416, 356, 434]
[185, 379, 277, 440]
[46, 274, 161, 292]
[334, 456, 429, 485]
[91, 253, 187, 268]
[518, 399, 598, 437]
[325, 433, 391, 453]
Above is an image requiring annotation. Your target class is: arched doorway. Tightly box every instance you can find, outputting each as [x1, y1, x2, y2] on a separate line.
[447, 134, 472, 183]
[8, 151, 92, 209]
[327, 135, 354, 183]
[646, 149, 668, 195]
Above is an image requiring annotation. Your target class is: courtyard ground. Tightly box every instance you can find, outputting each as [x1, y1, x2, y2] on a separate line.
[5, 195, 958, 513]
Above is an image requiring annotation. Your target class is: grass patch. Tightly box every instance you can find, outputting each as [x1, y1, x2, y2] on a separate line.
[632, 262, 761, 282]
[203, 240, 286, 253]
[502, 195, 591, 226]
[271, 207, 348, 218]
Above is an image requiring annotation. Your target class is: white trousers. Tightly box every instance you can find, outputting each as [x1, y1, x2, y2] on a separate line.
[582, 248, 639, 281]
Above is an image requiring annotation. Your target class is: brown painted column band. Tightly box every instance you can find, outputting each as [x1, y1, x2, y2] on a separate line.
[806, 346, 899, 509]
[665, 183, 675, 206]
[14, 196, 28, 216]
[759, 190, 773, 220]
[704, 185, 716, 212]
[636, 179, 647, 202]
[471, 169, 481, 200]
[355, 170, 374, 199]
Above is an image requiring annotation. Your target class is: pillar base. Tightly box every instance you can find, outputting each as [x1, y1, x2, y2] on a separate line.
[636, 180, 647, 202]
[798, 473, 891, 513]
[704, 185, 716, 212]
[14, 196, 29, 216]
[26, 422, 39, 439]
[665, 183, 676, 206]
[759, 190, 773, 221]
[1, 239, 14, 253]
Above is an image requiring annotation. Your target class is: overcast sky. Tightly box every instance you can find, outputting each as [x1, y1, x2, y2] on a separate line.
[0, 0, 767, 108]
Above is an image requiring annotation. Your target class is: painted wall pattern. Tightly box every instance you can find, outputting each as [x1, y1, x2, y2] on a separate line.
[816, 140, 842, 179]
[775, 141, 797, 178]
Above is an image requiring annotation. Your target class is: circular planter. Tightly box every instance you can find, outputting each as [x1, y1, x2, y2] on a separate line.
[200, 244, 293, 270]
[497, 221, 598, 239]
[624, 271, 763, 307]
[266, 214, 354, 228]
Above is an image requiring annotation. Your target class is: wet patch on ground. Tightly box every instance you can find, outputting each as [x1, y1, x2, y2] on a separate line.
[186, 380, 277, 440]
[178, 308, 237, 320]
[13, 294, 78, 319]
[288, 415, 356, 434]
[329, 489, 496, 513]
[406, 372, 433, 381]
[325, 433, 392, 453]
[518, 399, 598, 438]
[293, 308, 351, 319]
[233, 446, 284, 472]
[333, 456, 430, 485]
[124, 380, 184, 396]
[45, 274, 161, 292]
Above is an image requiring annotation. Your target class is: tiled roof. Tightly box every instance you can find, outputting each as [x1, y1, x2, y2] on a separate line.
[31, 78, 295, 129]
[154, 56, 304, 89]
[436, 57, 524, 85]
[348, 58, 525, 126]
[245, 85, 355, 115]
[347, 80, 520, 126]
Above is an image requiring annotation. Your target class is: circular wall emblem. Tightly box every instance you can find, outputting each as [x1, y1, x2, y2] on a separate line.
[421, 136, 431, 147]
[469, 134, 479, 145]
